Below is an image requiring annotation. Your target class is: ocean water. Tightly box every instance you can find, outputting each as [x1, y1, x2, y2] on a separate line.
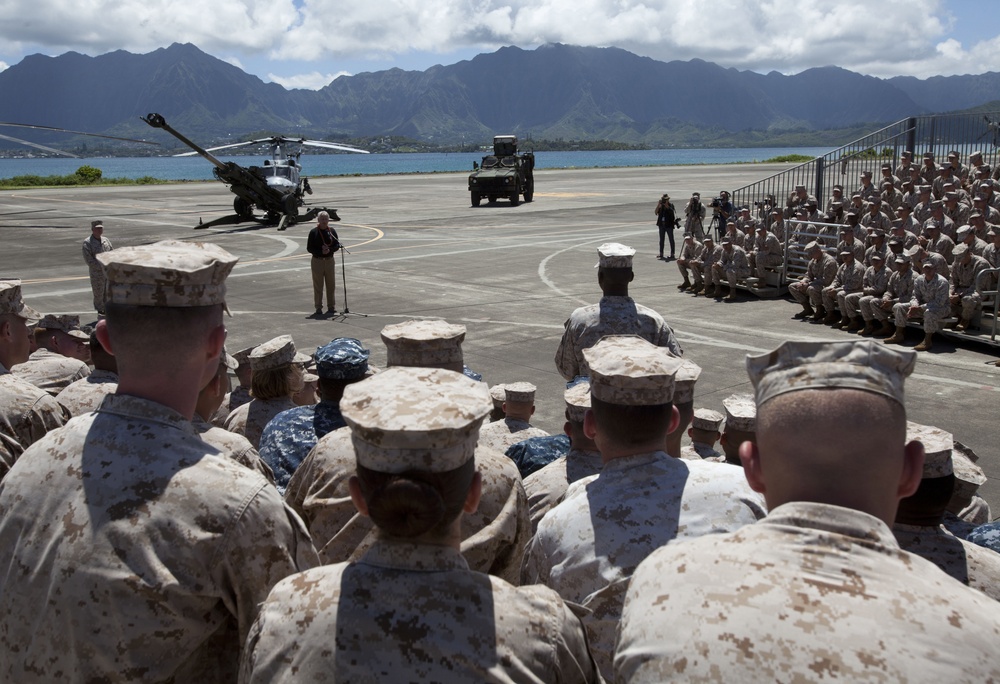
[0, 147, 831, 181]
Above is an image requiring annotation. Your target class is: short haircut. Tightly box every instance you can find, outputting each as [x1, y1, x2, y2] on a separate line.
[251, 364, 304, 401]
[104, 302, 224, 370]
[590, 396, 673, 448]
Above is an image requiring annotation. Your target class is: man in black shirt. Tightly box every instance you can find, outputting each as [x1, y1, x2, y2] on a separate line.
[306, 211, 340, 316]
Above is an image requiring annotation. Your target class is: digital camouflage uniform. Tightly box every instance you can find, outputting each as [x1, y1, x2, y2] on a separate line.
[968, 522, 1000, 554]
[821, 258, 865, 315]
[12, 347, 90, 397]
[788, 250, 837, 309]
[224, 396, 298, 450]
[81, 231, 113, 313]
[478, 416, 550, 456]
[894, 272, 950, 333]
[0, 394, 319, 683]
[193, 414, 276, 485]
[950, 252, 990, 322]
[522, 451, 766, 679]
[554, 296, 682, 380]
[690, 242, 722, 289]
[616, 502, 1000, 682]
[748, 230, 783, 278]
[679, 441, 724, 462]
[522, 447, 603, 533]
[893, 523, 1000, 602]
[848, 261, 890, 321]
[212, 385, 252, 427]
[711, 244, 751, 290]
[54, 368, 118, 417]
[241, 539, 600, 684]
[284, 427, 532, 584]
[0, 362, 69, 481]
[676, 236, 704, 285]
[504, 433, 570, 479]
[258, 401, 347, 493]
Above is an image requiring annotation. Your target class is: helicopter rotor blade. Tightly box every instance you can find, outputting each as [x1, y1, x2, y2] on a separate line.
[299, 140, 370, 154]
[0, 132, 79, 158]
[0, 121, 159, 146]
[173, 138, 277, 157]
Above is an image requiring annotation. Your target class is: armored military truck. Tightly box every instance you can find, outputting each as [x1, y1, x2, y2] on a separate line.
[468, 135, 535, 206]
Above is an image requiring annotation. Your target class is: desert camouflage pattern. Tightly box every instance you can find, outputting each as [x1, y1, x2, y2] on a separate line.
[721, 393, 756, 432]
[616, 502, 1000, 682]
[212, 385, 252, 427]
[82, 234, 113, 312]
[0, 393, 318, 683]
[35, 313, 89, 337]
[504, 381, 536, 403]
[54, 368, 118, 416]
[381, 319, 467, 367]
[522, 451, 766, 678]
[679, 442, 724, 461]
[671, 359, 701, 404]
[554, 296, 682, 381]
[285, 427, 532, 584]
[871, 265, 916, 322]
[97, 239, 238, 308]
[894, 271, 951, 332]
[12, 348, 90, 396]
[893, 523, 1000, 601]
[224, 396, 298, 449]
[711, 244, 751, 287]
[478, 417, 550, 456]
[583, 335, 682, 406]
[523, 448, 603, 533]
[950, 253, 990, 319]
[250, 334, 310, 371]
[258, 401, 347, 493]
[504, 433, 569, 478]
[596, 241, 635, 269]
[241, 539, 600, 684]
[822, 259, 866, 312]
[192, 415, 276, 484]
[0, 278, 41, 319]
[746, 340, 917, 407]
[341, 367, 491, 474]
[0, 363, 69, 480]
[788, 251, 838, 308]
[691, 407, 724, 432]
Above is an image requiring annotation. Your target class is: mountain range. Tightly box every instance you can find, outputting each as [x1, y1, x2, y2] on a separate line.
[2, 42, 1000, 149]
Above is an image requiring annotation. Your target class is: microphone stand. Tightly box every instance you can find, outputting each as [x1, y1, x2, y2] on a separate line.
[334, 244, 368, 319]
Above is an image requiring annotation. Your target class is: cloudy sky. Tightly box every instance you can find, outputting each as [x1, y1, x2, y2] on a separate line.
[1, 0, 998, 90]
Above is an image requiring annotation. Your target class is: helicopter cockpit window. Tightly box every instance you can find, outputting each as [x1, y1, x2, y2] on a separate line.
[270, 166, 294, 179]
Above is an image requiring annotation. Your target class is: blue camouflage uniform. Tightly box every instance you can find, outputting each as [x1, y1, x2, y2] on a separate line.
[258, 338, 370, 493]
[505, 434, 570, 478]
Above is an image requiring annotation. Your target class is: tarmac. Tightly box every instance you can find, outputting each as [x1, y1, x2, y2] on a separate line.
[2, 162, 998, 514]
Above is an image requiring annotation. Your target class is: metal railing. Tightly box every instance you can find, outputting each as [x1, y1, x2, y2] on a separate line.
[731, 112, 1000, 215]
[975, 267, 999, 341]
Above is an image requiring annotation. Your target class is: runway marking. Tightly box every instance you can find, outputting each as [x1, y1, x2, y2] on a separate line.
[534, 192, 607, 198]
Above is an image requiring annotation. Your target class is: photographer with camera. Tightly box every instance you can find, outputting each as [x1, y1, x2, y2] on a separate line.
[710, 190, 734, 241]
[685, 193, 707, 240]
[655, 193, 679, 260]
[307, 210, 341, 317]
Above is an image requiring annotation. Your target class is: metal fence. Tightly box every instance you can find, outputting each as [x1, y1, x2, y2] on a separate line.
[730, 112, 1000, 214]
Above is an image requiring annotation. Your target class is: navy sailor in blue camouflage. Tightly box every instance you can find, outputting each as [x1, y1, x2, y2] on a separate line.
[258, 337, 371, 493]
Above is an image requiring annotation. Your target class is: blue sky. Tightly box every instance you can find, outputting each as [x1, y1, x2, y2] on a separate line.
[1, 0, 998, 89]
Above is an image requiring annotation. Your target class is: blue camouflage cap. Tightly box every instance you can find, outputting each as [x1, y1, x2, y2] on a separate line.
[315, 337, 370, 380]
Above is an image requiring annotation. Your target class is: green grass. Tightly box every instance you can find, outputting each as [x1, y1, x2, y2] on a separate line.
[0, 165, 169, 189]
[761, 154, 815, 163]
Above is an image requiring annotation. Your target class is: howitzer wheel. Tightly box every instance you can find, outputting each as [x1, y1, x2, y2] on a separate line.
[234, 197, 254, 219]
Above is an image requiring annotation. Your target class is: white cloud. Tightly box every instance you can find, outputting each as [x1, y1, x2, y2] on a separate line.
[0, 0, 997, 81]
[222, 56, 245, 70]
[0, 61, 7, 72]
[267, 70, 350, 89]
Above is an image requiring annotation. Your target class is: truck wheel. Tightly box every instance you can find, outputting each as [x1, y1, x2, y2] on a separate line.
[471, 192, 482, 207]
[509, 191, 519, 206]
[524, 189, 533, 202]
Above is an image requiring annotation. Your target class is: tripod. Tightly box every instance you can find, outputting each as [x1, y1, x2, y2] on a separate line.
[333, 245, 368, 319]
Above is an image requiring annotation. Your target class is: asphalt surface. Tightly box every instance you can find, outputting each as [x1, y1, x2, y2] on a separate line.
[2, 163, 998, 514]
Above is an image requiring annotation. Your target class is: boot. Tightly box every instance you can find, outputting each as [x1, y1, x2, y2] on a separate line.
[677, 279, 691, 291]
[714, 286, 726, 300]
[702, 284, 716, 298]
[725, 290, 738, 302]
[955, 318, 969, 332]
[811, 306, 827, 322]
[793, 304, 814, 320]
[859, 320, 875, 336]
[838, 315, 852, 330]
[822, 310, 840, 325]
[847, 317, 863, 333]
[914, 333, 934, 352]
[875, 320, 894, 337]
[884, 326, 906, 344]
[691, 283, 704, 295]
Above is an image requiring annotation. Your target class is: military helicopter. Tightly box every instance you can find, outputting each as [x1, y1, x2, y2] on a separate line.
[0, 121, 160, 156]
[142, 113, 369, 231]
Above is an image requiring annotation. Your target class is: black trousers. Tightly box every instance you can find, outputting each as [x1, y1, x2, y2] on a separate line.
[658, 224, 675, 257]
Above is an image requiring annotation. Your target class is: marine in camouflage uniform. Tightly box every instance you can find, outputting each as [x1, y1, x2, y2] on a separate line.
[844, 253, 889, 333]
[788, 241, 838, 319]
[555, 243, 681, 380]
[948, 243, 990, 330]
[477, 382, 549, 455]
[522, 379, 602, 533]
[689, 236, 721, 295]
[746, 225, 783, 279]
[675, 233, 704, 291]
[522, 337, 765, 680]
[224, 335, 310, 449]
[889, 262, 951, 350]
[258, 337, 371, 493]
[821, 251, 865, 326]
[678, 408, 725, 462]
[12, 314, 91, 396]
[709, 237, 750, 300]
[242, 367, 600, 684]
[616, 340, 1000, 682]
[81, 219, 113, 314]
[54, 332, 118, 417]
[0, 281, 69, 480]
[211, 345, 254, 427]
[284, 319, 531, 584]
[893, 423, 1000, 602]
[0, 241, 318, 683]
